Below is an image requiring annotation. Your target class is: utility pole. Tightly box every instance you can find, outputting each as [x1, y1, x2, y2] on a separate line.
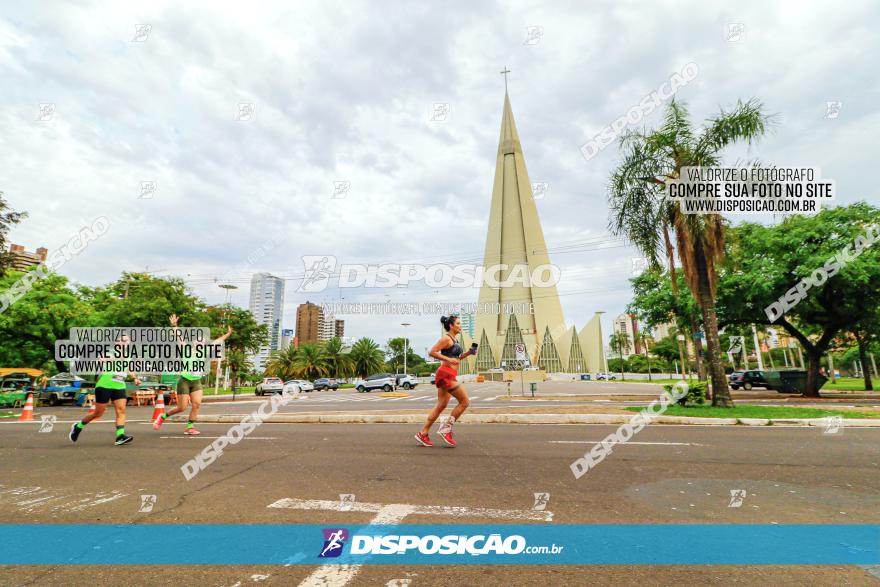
[870, 353, 878, 379]
[828, 352, 835, 384]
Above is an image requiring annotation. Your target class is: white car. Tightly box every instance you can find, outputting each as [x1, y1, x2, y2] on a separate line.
[294, 379, 315, 392]
[282, 380, 302, 395]
[255, 377, 284, 396]
[354, 373, 395, 392]
[595, 372, 618, 381]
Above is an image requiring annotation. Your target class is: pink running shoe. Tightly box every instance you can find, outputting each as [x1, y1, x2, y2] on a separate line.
[439, 428, 456, 447]
[183, 427, 200, 436]
[152, 415, 165, 430]
[414, 432, 433, 447]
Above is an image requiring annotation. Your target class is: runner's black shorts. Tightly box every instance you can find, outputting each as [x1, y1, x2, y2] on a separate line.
[94, 386, 127, 404]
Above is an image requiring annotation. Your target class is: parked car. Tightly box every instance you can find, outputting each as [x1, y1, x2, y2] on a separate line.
[314, 378, 338, 391]
[282, 380, 302, 395]
[595, 372, 617, 380]
[729, 370, 770, 390]
[429, 372, 436, 385]
[355, 373, 395, 393]
[255, 377, 284, 396]
[395, 374, 419, 390]
[292, 379, 314, 392]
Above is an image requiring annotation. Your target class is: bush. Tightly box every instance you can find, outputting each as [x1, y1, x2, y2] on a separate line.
[662, 381, 707, 406]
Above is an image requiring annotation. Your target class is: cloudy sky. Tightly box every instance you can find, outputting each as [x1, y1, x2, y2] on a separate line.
[2, 0, 877, 356]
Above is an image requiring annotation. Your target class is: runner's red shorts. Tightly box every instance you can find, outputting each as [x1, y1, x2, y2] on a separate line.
[435, 365, 458, 389]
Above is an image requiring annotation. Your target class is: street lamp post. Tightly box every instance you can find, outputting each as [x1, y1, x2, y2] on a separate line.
[596, 312, 609, 375]
[401, 323, 412, 375]
[218, 284, 238, 394]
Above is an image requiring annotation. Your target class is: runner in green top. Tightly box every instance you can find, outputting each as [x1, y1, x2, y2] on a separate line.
[154, 314, 233, 435]
[70, 337, 141, 446]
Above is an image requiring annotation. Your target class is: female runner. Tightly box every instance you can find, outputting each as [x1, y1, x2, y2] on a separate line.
[415, 315, 477, 447]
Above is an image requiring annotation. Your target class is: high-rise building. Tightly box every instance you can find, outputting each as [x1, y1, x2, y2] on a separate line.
[460, 313, 475, 338]
[296, 301, 322, 344]
[318, 310, 336, 341]
[469, 90, 604, 374]
[612, 313, 641, 358]
[248, 273, 284, 371]
[334, 319, 345, 339]
[7, 244, 47, 271]
[280, 329, 294, 349]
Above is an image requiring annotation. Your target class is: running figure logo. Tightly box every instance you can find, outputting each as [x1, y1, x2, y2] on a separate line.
[299, 255, 337, 293]
[319, 528, 349, 558]
[533, 492, 550, 511]
[728, 489, 746, 508]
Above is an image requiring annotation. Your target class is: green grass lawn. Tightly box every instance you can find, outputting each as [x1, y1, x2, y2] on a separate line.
[821, 377, 879, 391]
[626, 405, 880, 419]
[203, 386, 256, 395]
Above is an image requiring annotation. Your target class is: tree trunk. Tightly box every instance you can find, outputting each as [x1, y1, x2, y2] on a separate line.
[694, 247, 732, 407]
[805, 348, 823, 397]
[676, 335, 689, 380]
[855, 331, 873, 392]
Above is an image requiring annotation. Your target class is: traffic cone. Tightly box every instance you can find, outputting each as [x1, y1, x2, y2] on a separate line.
[18, 392, 34, 422]
[151, 390, 166, 423]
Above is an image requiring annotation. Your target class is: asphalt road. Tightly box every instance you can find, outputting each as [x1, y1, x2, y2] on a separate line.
[1, 418, 878, 585]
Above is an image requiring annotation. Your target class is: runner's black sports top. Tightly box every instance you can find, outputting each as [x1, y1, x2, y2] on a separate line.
[440, 334, 463, 358]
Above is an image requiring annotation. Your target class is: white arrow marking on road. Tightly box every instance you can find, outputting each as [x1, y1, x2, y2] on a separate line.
[268, 497, 553, 587]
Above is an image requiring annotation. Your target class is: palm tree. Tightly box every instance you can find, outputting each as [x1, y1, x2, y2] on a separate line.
[609, 98, 775, 407]
[322, 337, 355, 379]
[223, 348, 253, 387]
[349, 337, 385, 378]
[292, 342, 330, 380]
[609, 332, 631, 381]
[266, 345, 298, 380]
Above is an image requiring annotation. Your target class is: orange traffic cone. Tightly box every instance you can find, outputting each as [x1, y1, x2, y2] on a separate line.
[19, 392, 34, 421]
[151, 390, 166, 423]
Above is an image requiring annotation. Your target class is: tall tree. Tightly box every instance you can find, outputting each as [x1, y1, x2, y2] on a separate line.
[0, 192, 28, 276]
[86, 272, 206, 327]
[292, 343, 330, 379]
[349, 337, 385, 378]
[0, 271, 92, 372]
[608, 332, 631, 380]
[322, 337, 354, 378]
[609, 98, 775, 406]
[716, 202, 880, 395]
[266, 346, 298, 380]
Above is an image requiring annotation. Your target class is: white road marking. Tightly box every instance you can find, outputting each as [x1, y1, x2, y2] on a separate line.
[271, 497, 552, 587]
[549, 440, 704, 446]
[159, 436, 279, 440]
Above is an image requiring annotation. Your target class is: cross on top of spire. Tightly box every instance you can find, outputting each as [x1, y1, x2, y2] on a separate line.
[500, 67, 511, 93]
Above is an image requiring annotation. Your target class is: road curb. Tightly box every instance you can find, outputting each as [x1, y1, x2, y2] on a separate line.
[194, 413, 880, 427]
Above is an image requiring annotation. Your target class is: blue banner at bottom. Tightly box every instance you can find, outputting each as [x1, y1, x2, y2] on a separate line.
[2, 524, 878, 565]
